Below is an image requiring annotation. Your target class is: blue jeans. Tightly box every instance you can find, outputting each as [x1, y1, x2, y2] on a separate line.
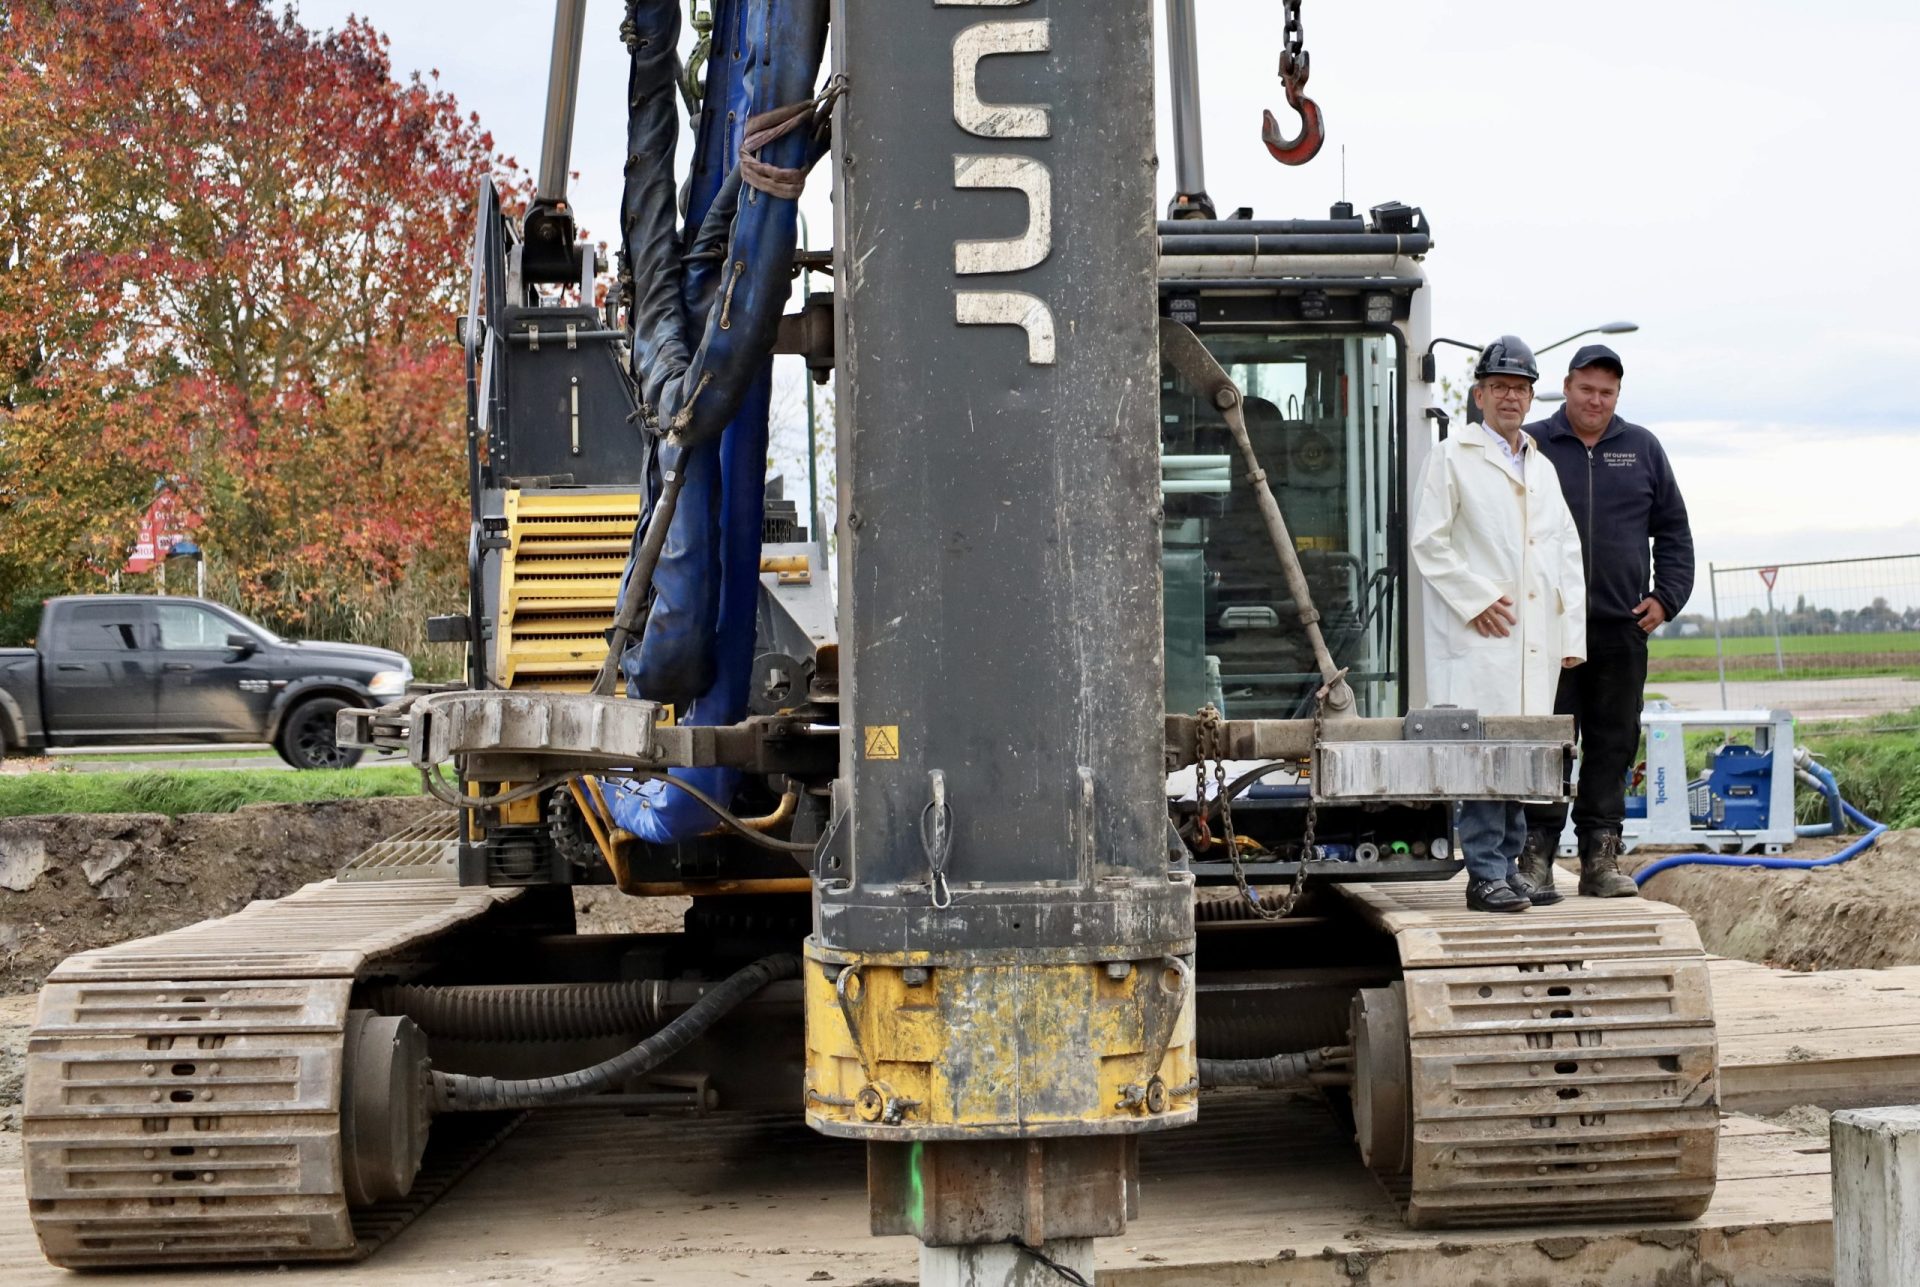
[1457, 800, 1526, 884]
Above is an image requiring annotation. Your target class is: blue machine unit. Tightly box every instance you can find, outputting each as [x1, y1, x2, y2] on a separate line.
[1691, 743, 1773, 831]
[1578, 707, 1798, 856]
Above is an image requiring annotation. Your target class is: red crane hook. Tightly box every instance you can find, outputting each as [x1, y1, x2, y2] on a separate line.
[1262, 50, 1325, 166]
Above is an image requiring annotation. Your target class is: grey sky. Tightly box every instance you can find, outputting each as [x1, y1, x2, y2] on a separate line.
[296, 1, 1920, 609]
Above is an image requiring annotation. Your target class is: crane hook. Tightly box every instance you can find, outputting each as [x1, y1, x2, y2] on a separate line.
[1262, 50, 1324, 166]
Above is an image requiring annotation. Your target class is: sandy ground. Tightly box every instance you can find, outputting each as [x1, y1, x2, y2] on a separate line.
[0, 993, 27, 1177]
[574, 887, 691, 935]
[1650, 674, 1920, 720]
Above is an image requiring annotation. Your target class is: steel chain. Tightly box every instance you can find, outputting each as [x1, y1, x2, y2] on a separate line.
[1267, 679, 1334, 919]
[1196, 704, 1286, 922]
[1197, 671, 1344, 922]
[1279, 0, 1309, 89]
[1191, 709, 1213, 851]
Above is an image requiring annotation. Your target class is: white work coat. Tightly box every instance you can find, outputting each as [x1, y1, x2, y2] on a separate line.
[1410, 428, 1586, 716]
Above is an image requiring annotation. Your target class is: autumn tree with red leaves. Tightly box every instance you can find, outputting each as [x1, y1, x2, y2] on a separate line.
[0, 0, 522, 641]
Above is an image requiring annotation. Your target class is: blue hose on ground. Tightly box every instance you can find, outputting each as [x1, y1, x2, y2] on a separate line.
[1633, 799, 1888, 887]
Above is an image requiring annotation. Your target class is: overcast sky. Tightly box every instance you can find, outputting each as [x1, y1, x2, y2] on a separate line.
[296, 1, 1920, 613]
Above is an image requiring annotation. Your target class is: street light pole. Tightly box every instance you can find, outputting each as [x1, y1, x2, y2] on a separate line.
[1536, 320, 1638, 356]
[1428, 322, 1639, 424]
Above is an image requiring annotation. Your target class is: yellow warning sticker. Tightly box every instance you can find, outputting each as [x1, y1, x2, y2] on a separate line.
[863, 725, 901, 760]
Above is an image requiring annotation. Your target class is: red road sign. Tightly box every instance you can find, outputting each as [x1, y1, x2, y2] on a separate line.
[1758, 567, 1779, 591]
[123, 490, 195, 574]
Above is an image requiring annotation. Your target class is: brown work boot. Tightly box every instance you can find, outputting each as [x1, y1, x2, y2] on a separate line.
[1518, 830, 1562, 903]
[1577, 831, 1639, 898]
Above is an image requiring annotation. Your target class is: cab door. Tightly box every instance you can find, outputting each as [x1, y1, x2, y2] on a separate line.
[39, 601, 158, 737]
[152, 602, 275, 737]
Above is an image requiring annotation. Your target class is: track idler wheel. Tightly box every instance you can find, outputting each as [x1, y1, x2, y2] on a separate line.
[1350, 984, 1411, 1175]
[339, 1009, 433, 1207]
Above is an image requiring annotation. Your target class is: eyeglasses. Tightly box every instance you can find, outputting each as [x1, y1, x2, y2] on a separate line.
[1483, 383, 1533, 401]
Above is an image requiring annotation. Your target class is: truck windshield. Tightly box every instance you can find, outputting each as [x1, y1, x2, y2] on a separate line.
[1160, 331, 1403, 720]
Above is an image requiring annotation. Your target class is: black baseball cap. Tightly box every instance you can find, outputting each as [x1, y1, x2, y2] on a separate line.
[1567, 344, 1624, 378]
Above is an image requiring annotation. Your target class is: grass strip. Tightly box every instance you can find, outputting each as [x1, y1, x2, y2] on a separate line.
[1667, 709, 1920, 831]
[1645, 665, 1920, 684]
[1648, 631, 1920, 660]
[0, 766, 423, 819]
[1796, 711, 1920, 830]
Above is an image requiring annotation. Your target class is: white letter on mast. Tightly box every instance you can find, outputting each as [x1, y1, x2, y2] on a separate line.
[948, 3, 1056, 366]
[954, 291, 1056, 366]
[953, 155, 1052, 275]
[951, 20, 1051, 139]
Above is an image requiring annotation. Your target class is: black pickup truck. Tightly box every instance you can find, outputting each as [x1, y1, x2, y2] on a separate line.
[0, 595, 412, 769]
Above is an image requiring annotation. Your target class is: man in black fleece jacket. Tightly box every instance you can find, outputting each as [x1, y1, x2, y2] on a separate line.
[1521, 345, 1694, 897]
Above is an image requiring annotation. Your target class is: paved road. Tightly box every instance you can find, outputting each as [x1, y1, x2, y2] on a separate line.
[1649, 675, 1920, 722]
[0, 750, 409, 775]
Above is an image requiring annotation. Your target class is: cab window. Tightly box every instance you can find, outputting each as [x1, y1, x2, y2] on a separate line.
[63, 603, 144, 651]
[154, 604, 231, 651]
[1160, 332, 1403, 719]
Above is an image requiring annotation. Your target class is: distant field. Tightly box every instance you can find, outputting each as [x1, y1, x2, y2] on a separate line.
[1648, 631, 1920, 682]
[1650, 632, 1920, 660]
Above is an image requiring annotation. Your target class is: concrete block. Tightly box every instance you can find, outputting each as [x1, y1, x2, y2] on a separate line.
[1833, 1104, 1920, 1287]
[921, 1238, 1093, 1287]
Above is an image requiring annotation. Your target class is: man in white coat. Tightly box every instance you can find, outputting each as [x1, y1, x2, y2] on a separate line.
[1412, 336, 1587, 913]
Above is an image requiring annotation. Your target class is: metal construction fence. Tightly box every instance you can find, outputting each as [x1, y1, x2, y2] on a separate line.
[1657, 553, 1920, 721]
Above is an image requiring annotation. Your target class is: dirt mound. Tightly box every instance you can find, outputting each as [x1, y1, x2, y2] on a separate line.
[1632, 828, 1920, 971]
[0, 797, 439, 993]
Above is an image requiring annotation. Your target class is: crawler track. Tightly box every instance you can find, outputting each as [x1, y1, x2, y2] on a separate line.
[23, 876, 523, 1267]
[1338, 879, 1719, 1227]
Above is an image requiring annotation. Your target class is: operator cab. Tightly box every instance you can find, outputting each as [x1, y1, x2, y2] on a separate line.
[1159, 329, 1404, 721]
[1157, 202, 1451, 877]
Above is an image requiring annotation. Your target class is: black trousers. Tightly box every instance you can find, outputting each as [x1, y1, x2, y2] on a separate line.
[1525, 620, 1649, 840]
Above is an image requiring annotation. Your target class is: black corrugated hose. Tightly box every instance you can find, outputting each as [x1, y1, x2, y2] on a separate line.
[365, 981, 668, 1044]
[429, 954, 800, 1112]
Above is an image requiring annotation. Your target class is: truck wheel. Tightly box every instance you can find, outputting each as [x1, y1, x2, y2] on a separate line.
[277, 697, 364, 771]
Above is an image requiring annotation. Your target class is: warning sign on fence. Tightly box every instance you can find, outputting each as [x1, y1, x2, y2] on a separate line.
[1758, 567, 1779, 590]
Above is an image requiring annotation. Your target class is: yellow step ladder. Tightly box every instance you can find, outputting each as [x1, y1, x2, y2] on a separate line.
[495, 491, 642, 691]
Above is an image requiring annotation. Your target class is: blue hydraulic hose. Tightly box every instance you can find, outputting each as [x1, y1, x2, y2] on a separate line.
[1794, 760, 1846, 838]
[1633, 799, 1888, 887]
[604, 0, 829, 844]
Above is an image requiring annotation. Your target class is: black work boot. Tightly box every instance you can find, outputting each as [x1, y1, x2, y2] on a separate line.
[1466, 877, 1530, 913]
[1517, 830, 1563, 904]
[1578, 830, 1639, 898]
[1508, 872, 1563, 907]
